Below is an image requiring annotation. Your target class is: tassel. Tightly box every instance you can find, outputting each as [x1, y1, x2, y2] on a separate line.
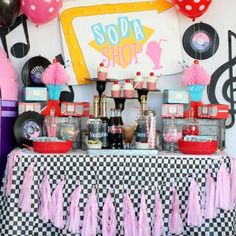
[183, 179, 202, 227]
[138, 190, 151, 236]
[215, 163, 231, 210]
[18, 162, 34, 213]
[81, 189, 98, 236]
[51, 179, 65, 229]
[123, 192, 138, 236]
[66, 185, 82, 234]
[203, 170, 217, 219]
[38, 170, 52, 223]
[5, 149, 22, 196]
[102, 192, 117, 236]
[169, 186, 183, 235]
[231, 158, 236, 207]
[152, 190, 165, 236]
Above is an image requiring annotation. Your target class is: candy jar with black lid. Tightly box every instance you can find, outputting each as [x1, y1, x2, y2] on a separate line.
[163, 116, 182, 152]
[182, 108, 199, 137]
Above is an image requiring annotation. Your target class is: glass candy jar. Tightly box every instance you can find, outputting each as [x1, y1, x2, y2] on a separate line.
[163, 117, 182, 152]
[182, 109, 199, 137]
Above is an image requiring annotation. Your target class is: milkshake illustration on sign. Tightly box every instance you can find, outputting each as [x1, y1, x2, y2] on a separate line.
[146, 39, 167, 70]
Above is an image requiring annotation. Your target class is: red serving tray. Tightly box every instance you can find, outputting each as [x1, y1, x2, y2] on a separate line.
[33, 140, 72, 153]
[178, 139, 218, 155]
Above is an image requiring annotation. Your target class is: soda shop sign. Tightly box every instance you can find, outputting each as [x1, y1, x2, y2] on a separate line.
[60, 1, 183, 84]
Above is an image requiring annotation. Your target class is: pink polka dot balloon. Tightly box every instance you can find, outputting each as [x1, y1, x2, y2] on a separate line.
[21, 0, 63, 25]
[172, 0, 212, 21]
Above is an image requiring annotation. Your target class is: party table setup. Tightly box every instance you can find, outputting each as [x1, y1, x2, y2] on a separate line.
[0, 0, 236, 235]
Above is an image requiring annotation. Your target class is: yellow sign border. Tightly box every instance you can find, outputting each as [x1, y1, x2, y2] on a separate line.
[60, 0, 173, 84]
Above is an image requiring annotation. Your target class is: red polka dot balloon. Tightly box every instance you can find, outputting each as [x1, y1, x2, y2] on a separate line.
[172, 0, 212, 20]
[21, 0, 63, 25]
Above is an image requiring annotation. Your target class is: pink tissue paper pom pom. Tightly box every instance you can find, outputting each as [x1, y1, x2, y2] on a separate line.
[182, 60, 211, 86]
[41, 60, 70, 85]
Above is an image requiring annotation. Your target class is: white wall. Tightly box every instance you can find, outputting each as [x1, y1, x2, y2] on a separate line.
[3, 0, 236, 156]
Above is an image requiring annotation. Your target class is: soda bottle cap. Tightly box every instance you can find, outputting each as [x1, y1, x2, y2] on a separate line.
[114, 80, 119, 84]
[136, 71, 141, 76]
[150, 72, 154, 76]
[125, 79, 131, 83]
[99, 62, 104, 67]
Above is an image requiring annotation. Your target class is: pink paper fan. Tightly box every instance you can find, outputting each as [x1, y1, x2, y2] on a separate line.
[41, 59, 70, 85]
[182, 60, 210, 86]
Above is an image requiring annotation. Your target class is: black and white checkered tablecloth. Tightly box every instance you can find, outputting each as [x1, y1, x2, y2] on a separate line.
[0, 151, 235, 236]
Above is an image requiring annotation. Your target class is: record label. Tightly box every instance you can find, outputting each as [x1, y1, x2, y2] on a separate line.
[183, 22, 219, 60]
[14, 111, 44, 147]
[22, 56, 51, 87]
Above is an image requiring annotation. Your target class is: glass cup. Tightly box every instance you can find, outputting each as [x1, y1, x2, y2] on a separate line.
[121, 124, 136, 149]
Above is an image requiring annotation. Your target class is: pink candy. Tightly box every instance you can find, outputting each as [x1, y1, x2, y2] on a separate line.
[163, 132, 182, 143]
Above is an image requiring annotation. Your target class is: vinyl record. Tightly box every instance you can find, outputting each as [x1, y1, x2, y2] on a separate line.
[183, 22, 219, 60]
[14, 111, 44, 148]
[22, 56, 51, 87]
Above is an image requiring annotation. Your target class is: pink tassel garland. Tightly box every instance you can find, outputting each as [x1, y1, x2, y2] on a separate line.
[183, 179, 202, 227]
[38, 170, 52, 223]
[123, 192, 138, 236]
[203, 170, 217, 220]
[138, 191, 151, 236]
[66, 185, 82, 234]
[102, 192, 117, 236]
[51, 179, 65, 229]
[81, 189, 98, 236]
[152, 190, 165, 236]
[169, 186, 183, 235]
[215, 163, 231, 210]
[5, 149, 22, 196]
[231, 158, 236, 208]
[18, 162, 34, 213]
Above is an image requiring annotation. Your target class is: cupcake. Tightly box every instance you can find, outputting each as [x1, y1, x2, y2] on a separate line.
[97, 63, 108, 80]
[147, 72, 157, 90]
[123, 79, 134, 98]
[134, 72, 143, 89]
[111, 81, 121, 98]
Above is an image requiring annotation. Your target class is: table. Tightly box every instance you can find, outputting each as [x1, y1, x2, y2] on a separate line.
[0, 150, 235, 236]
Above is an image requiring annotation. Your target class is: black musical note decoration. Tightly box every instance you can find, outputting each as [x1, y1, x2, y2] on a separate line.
[55, 54, 65, 66]
[208, 30, 236, 129]
[0, 14, 30, 58]
[59, 85, 75, 102]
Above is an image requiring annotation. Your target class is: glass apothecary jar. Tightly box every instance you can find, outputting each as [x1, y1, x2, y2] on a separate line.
[163, 117, 182, 152]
